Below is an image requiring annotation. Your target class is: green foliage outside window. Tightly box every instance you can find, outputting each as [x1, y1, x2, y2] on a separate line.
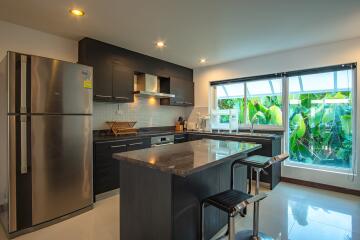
[217, 92, 352, 169]
[246, 96, 282, 125]
[289, 92, 352, 168]
[218, 98, 245, 123]
[217, 96, 283, 126]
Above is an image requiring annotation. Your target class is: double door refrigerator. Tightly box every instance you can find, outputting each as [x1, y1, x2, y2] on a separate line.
[0, 52, 93, 237]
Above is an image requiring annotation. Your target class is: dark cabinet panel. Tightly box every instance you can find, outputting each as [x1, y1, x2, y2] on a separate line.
[182, 80, 194, 105]
[186, 133, 282, 189]
[188, 134, 204, 141]
[126, 138, 151, 151]
[79, 38, 193, 103]
[174, 134, 188, 144]
[94, 137, 151, 196]
[160, 77, 194, 106]
[112, 62, 134, 102]
[79, 40, 113, 100]
[94, 141, 127, 195]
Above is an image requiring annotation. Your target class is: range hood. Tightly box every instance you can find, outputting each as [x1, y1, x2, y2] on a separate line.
[134, 74, 175, 98]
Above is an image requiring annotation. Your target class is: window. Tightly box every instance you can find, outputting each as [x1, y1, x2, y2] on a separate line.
[211, 78, 283, 129]
[210, 63, 356, 171]
[246, 78, 283, 126]
[288, 70, 353, 169]
[216, 83, 245, 125]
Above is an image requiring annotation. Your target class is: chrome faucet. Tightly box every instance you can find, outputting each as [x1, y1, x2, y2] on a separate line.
[250, 115, 258, 134]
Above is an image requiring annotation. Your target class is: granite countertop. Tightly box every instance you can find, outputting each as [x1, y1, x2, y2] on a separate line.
[94, 129, 280, 143]
[186, 130, 281, 139]
[113, 139, 261, 177]
[93, 130, 185, 142]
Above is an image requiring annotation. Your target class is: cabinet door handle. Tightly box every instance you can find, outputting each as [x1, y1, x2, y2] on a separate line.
[175, 137, 185, 140]
[95, 95, 112, 98]
[114, 96, 129, 100]
[128, 142, 143, 146]
[20, 55, 27, 113]
[20, 115, 28, 174]
[110, 144, 126, 149]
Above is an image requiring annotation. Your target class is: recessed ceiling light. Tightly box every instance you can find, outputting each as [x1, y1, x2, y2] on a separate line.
[156, 41, 166, 48]
[200, 58, 207, 64]
[70, 9, 85, 16]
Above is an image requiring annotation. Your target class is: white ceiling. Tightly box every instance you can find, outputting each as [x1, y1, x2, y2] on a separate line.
[0, 0, 360, 68]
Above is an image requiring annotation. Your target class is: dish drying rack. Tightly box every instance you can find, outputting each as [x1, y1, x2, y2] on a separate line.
[106, 121, 137, 136]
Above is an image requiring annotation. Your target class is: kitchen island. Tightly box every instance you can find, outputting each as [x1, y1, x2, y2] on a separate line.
[113, 139, 261, 240]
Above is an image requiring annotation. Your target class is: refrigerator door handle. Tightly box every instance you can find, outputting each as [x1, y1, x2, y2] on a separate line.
[20, 55, 27, 113]
[20, 115, 28, 174]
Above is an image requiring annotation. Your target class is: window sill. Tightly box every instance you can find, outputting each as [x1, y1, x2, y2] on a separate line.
[284, 161, 356, 175]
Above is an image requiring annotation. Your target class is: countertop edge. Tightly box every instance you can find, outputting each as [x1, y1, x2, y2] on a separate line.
[113, 144, 262, 177]
[94, 131, 280, 143]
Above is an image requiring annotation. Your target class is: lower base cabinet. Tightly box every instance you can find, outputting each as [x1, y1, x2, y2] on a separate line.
[187, 133, 282, 189]
[94, 138, 151, 196]
[94, 132, 281, 198]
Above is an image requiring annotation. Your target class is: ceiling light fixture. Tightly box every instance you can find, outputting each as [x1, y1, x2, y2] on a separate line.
[156, 41, 166, 48]
[70, 9, 85, 16]
[200, 58, 207, 64]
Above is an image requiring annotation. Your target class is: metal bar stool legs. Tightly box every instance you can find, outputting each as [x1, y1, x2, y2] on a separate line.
[235, 167, 273, 240]
[236, 153, 289, 240]
[253, 167, 261, 238]
[228, 214, 236, 240]
[201, 159, 268, 240]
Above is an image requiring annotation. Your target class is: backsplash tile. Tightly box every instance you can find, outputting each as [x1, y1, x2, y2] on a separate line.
[93, 97, 192, 130]
[187, 107, 209, 123]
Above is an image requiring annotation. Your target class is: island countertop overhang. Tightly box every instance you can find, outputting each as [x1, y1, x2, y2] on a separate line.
[113, 139, 261, 177]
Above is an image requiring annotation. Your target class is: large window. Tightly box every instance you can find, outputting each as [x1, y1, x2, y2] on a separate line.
[210, 64, 356, 171]
[246, 79, 283, 126]
[212, 78, 283, 129]
[216, 83, 245, 124]
[288, 70, 353, 169]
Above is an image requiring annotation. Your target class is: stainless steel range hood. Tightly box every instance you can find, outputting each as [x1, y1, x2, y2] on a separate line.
[134, 73, 175, 98]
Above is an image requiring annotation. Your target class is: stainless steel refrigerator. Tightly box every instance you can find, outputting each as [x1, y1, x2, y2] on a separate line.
[0, 52, 93, 237]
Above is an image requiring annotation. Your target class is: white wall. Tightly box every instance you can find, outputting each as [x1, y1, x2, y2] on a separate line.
[194, 37, 360, 190]
[0, 20, 78, 62]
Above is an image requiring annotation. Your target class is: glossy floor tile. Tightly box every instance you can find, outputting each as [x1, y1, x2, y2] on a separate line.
[1, 182, 360, 240]
[0, 194, 119, 240]
[212, 182, 360, 240]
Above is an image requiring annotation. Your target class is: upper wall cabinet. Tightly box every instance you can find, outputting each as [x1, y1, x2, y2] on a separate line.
[160, 77, 194, 106]
[78, 38, 193, 104]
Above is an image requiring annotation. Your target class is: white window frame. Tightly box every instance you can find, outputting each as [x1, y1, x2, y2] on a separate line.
[284, 68, 357, 174]
[210, 67, 357, 173]
[212, 79, 285, 131]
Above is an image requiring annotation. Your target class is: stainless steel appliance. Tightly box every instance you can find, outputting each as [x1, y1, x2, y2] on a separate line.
[0, 52, 93, 237]
[151, 135, 174, 147]
[134, 73, 175, 98]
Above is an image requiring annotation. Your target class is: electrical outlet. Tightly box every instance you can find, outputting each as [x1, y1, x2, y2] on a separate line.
[115, 104, 123, 115]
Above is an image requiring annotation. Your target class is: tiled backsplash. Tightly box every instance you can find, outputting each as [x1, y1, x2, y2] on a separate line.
[187, 107, 209, 123]
[93, 97, 193, 130]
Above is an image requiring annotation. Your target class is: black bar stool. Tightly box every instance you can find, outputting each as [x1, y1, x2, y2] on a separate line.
[233, 153, 289, 240]
[200, 158, 269, 240]
[201, 153, 289, 240]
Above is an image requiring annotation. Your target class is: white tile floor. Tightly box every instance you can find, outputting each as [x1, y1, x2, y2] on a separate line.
[1, 182, 359, 240]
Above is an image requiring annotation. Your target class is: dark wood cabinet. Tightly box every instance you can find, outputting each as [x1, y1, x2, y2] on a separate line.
[126, 138, 151, 151]
[79, 38, 134, 103]
[160, 77, 194, 106]
[112, 62, 134, 102]
[186, 133, 282, 189]
[94, 138, 151, 196]
[79, 38, 193, 104]
[174, 134, 188, 143]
